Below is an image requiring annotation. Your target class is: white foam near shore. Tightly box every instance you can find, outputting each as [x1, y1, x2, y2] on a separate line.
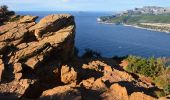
[97, 21, 116, 25]
[123, 24, 170, 34]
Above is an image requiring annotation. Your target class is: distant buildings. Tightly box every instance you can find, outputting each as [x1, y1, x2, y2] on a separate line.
[120, 6, 170, 15]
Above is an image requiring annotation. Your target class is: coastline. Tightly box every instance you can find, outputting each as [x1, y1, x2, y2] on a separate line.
[123, 24, 170, 34]
[97, 21, 170, 34]
[97, 21, 116, 25]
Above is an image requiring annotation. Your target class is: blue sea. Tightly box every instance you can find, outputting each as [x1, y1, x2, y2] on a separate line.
[17, 11, 170, 58]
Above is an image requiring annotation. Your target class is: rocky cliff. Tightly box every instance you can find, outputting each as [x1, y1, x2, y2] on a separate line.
[0, 14, 75, 99]
[0, 14, 169, 100]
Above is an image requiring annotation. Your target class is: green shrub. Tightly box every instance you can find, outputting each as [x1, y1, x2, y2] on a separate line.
[125, 56, 164, 77]
[164, 84, 170, 95]
[154, 90, 166, 98]
[125, 55, 170, 96]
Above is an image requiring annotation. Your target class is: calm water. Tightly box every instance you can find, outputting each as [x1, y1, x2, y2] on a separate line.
[17, 11, 170, 58]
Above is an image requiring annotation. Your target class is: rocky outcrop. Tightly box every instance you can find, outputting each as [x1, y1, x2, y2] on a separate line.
[0, 14, 75, 99]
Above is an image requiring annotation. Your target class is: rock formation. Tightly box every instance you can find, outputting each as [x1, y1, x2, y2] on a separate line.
[0, 14, 75, 99]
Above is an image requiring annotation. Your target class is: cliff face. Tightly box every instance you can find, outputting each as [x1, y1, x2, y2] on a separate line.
[0, 14, 75, 99]
[0, 14, 75, 68]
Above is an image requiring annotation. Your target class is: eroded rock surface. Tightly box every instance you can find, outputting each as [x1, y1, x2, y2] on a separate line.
[0, 14, 75, 99]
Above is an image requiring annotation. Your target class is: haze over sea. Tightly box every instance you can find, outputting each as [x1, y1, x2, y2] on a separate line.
[17, 11, 170, 58]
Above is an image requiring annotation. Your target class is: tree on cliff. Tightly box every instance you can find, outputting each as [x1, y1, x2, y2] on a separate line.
[0, 5, 8, 14]
[0, 5, 15, 25]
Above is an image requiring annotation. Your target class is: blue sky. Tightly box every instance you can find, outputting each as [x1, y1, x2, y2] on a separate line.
[0, 0, 170, 11]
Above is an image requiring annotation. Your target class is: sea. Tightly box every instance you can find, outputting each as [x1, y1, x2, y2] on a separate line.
[17, 11, 170, 58]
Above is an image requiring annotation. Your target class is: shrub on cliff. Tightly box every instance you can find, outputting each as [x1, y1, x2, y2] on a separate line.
[125, 55, 170, 95]
[0, 5, 15, 25]
[164, 84, 170, 94]
[125, 56, 165, 78]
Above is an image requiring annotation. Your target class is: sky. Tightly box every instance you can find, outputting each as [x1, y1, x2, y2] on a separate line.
[0, 0, 170, 12]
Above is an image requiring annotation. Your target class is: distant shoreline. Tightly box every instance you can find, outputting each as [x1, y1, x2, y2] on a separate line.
[123, 24, 170, 34]
[98, 21, 170, 34]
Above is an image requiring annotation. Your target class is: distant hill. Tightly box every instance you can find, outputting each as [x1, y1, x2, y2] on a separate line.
[98, 6, 170, 33]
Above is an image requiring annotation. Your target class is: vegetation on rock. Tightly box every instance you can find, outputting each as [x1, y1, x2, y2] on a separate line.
[100, 14, 170, 25]
[0, 5, 15, 25]
[124, 55, 170, 95]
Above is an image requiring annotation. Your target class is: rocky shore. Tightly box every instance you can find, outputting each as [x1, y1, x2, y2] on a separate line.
[0, 13, 169, 100]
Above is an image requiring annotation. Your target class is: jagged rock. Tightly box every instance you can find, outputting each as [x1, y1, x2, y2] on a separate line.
[92, 78, 107, 91]
[0, 79, 34, 99]
[61, 65, 77, 84]
[82, 60, 112, 73]
[7, 14, 75, 69]
[80, 77, 107, 90]
[101, 83, 129, 100]
[25, 55, 44, 69]
[29, 14, 74, 39]
[0, 22, 36, 44]
[80, 77, 95, 89]
[0, 59, 4, 82]
[7, 15, 75, 69]
[19, 15, 38, 23]
[40, 85, 81, 100]
[129, 92, 156, 100]
[102, 68, 134, 83]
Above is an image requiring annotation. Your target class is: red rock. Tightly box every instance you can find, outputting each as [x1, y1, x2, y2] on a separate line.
[61, 65, 77, 84]
[129, 92, 156, 100]
[13, 63, 22, 73]
[101, 83, 128, 100]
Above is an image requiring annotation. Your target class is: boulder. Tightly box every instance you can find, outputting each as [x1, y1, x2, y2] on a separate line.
[129, 92, 156, 100]
[61, 65, 77, 84]
[101, 83, 129, 100]
[40, 85, 81, 100]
